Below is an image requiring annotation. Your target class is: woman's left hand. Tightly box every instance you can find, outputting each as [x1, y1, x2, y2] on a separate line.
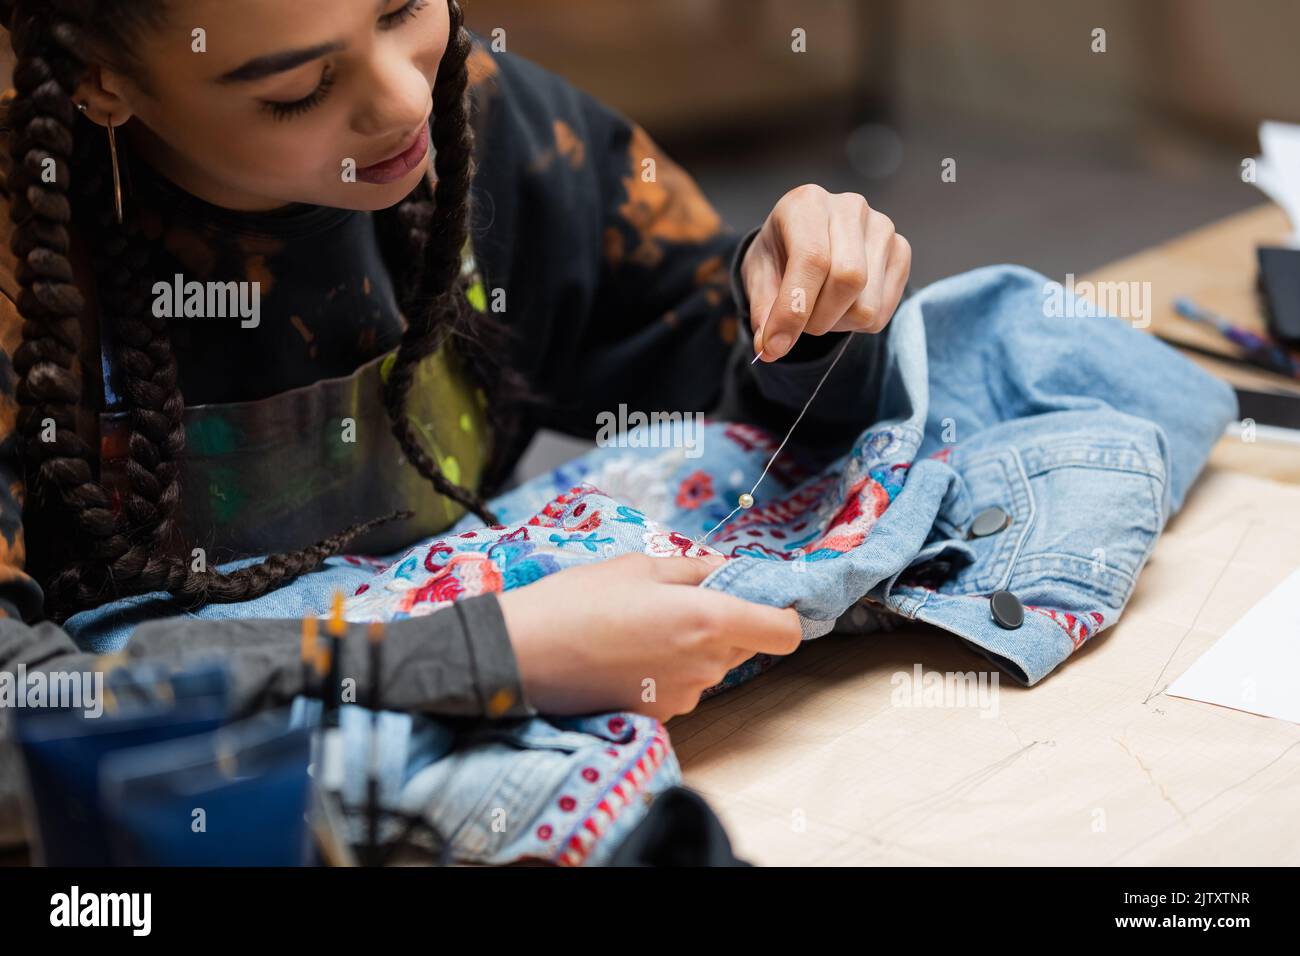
[741, 185, 911, 362]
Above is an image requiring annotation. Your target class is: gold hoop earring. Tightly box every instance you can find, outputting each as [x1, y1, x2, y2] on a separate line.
[76, 102, 124, 225]
[106, 117, 123, 226]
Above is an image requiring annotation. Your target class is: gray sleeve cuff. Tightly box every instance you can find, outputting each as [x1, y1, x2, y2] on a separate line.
[123, 594, 537, 720]
[449, 592, 536, 719]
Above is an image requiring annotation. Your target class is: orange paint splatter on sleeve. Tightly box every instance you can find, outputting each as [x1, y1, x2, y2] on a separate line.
[616, 125, 722, 269]
[243, 253, 278, 297]
[0, 317, 18, 361]
[693, 255, 729, 288]
[163, 226, 219, 279]
[0, 528, 26, 575]
[526, 121, 585, 176]
[467, 43, 500, 93]
[603, 227, 625, 267]
[554, 120, 586, 170]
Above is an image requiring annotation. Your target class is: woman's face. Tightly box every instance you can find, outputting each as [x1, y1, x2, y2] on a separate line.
[89, 0, 449, 212]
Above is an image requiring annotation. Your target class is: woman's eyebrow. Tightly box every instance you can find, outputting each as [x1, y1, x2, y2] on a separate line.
[217, 41, 346, 84]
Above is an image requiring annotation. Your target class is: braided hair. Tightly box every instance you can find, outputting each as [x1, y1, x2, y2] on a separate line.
[3, 0, 528, 621]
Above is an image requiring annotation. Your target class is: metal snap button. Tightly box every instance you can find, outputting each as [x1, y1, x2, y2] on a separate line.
[989, 589, 1024, 629]
[969, 506, 1011, 538]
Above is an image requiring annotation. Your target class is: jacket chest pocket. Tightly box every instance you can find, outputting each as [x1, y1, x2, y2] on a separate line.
[943, 439, 1164, 606]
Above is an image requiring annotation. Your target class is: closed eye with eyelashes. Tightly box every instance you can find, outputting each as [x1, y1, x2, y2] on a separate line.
[261, 0, 432, 121]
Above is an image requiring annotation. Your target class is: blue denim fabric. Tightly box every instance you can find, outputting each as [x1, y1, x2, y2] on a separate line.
[458, 265, 1234, 685]
[61, 265, 1234, 865]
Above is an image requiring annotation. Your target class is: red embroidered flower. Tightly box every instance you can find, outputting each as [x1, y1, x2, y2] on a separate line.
[668, 532, 697, 554]
[828, 477, 868, 529]
[559, 796, 577, 812]
[582, 767, 599, 783]
[569, 509, 603, 532]
[411, 570, 466, 606]
[537, 824, 553, 840]
[675, 470, 715, 510]
[424, 541, 454, 573]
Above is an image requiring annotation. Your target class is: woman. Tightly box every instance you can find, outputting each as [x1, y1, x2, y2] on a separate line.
[0, 0, 910, 723]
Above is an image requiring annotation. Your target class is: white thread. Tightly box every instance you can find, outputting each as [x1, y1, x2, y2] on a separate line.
[696, 334, 854, 547]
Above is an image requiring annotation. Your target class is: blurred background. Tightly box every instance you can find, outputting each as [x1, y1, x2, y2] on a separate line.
[2, 1, 1295, 475]
[464, 0, 1296, 285]
[456, 0, 1300, 471]
[1, 0, 1293, 283]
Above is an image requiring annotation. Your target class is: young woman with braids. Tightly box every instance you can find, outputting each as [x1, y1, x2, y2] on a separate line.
[0, 0, 911, 734]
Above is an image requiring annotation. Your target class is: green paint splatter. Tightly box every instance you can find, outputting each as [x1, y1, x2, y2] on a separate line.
[187, 417, 243, 456]
[206, 467, 248, 524]
[466, 280, 487, 314]
[441, 455, 461, 485]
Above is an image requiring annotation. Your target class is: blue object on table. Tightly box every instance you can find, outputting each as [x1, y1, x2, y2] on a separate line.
[99, 711, 312, 866]
[12, 663, 230, 865]
[1174, 296, 1300, 379]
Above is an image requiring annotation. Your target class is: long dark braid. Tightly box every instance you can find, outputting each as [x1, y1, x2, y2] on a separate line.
[3, 0, 526, 621]
[381, 1, 520, 517]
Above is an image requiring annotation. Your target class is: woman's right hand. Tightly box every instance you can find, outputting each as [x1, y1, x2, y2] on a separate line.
[499, 552, 803, 721]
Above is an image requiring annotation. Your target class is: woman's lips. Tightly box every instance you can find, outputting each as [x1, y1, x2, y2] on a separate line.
[357, 121, 430, 185]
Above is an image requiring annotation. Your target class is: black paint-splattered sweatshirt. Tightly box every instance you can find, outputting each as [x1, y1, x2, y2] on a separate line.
[0, 30, 885, 762]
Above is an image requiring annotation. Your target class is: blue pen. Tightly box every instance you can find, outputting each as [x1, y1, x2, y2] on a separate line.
[1173, 297, 1299, 379]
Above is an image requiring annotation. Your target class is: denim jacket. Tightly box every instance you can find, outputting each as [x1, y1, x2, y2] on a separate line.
[321, 263, 1229, 865]
[31, 265, 1233, 866]
[469, 263, 1235, 687]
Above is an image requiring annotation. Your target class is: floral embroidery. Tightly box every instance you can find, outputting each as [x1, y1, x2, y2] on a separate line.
[397, 553, 504, 615]
[674, 470, 714, 510]
[555, 724, 672, 867]
[1025, 605, 1104, 650]
[711, 474, 838, 545]
[643, 529, 716, 558]
[731, 542, 802, 561]
[548, 532, 615, 553]
[424, 541, 454, 573]
[809, 474, 893, 554]
[566, 508, 604, 532]
[612, 505, 647, 526]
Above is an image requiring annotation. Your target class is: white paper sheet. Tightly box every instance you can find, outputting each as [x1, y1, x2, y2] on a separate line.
[1165, 566, 1300, 724]
[1254, 121, 1300, 247]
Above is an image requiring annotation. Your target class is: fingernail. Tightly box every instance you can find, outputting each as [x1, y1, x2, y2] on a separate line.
[766, 332, 791, 357]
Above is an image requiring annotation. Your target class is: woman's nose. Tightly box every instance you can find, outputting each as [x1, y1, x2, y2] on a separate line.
[350, 52, 432, 141]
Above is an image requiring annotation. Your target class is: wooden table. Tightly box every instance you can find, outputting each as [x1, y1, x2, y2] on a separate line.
[1084, 203, 1300, 483]
[674, 204, 1300, 865]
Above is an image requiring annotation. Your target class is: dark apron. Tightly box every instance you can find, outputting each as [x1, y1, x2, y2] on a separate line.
[97, 246, 493, 563]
